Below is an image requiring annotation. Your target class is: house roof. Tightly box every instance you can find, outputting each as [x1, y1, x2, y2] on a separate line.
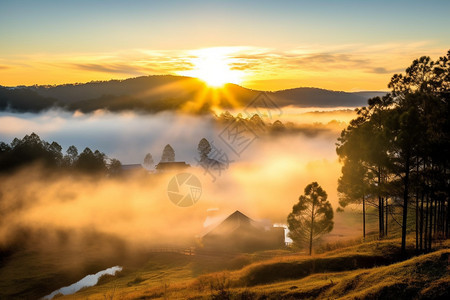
[121, 164, 145, 171]
[156, 161, 190, 170]
[202, 210, 264, 238]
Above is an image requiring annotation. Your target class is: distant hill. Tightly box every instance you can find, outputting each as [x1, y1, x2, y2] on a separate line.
[352, 91, 389, 99]
[271, 88, 386, 107]
[0, 75, 387, 114]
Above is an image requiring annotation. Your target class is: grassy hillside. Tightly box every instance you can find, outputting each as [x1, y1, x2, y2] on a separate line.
[220, 249, 449, 300]
[56, 239, 449, 299]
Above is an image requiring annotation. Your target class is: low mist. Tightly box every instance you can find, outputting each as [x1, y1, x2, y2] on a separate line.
[0, 107, 369, 299]
[0, 107, 363, 252]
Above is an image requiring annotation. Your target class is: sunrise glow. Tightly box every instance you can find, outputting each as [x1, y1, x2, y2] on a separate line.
[179, 48, 244, 87]
[1, 1, 449, 299]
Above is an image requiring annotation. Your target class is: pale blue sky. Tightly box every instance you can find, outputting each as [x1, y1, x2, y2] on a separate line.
[1, 0, 449, 53]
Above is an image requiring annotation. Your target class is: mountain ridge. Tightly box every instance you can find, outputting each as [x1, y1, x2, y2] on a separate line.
[0, 75, 387, 114]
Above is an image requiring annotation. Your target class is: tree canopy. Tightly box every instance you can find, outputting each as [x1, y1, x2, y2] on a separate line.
[336, 50, 450, 254]
[161, 144, 175, 162]
[0, 133, 121, 176]
[197, 138, 211, 161]
[143, 153, 154, 168]
[288, 182, 334, 255]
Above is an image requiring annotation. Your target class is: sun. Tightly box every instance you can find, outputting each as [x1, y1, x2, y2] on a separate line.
[180, 48, 243, 87]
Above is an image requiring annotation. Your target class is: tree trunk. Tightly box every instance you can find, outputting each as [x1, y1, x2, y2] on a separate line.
[437, 198, 442, 237]
[446, 163, 449, 239]
[415, 159, 419, 251]
[415, 186, 419, 250]
[378, 169, 384, 239]
[379, 196, 384, 239]
[363, 196, 366, 241]
[446, 163, 450, 239]
[385, 199, 388, 236]
[445, 197, 450, 239]
[309, 202, 315, 255]
[425, 191, 429, 251]
[428, 193, 433, 251]
[401, 159, 410, 256]
[433, 194, 438, 235]
[420, 192, 424, 251]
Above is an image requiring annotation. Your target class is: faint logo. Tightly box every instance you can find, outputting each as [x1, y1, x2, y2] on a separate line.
[218, 120, 258, 156]
[244, 92, 283, 119]
[199, 92, 282, 181]
[167, 173, 202, 207]
[195, 141, 234, 182]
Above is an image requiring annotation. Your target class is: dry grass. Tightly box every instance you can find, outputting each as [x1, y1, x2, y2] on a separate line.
[53, 238, 450, 299]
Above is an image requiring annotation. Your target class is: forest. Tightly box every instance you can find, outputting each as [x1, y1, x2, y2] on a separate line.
[0, 133, 121, 175]
[336, 51, 450, 254]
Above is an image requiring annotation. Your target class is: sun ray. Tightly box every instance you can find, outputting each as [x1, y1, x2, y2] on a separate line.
[181, 83, 210, 113]
[179, 48, 244, 88]
[219, 85, 241, 109]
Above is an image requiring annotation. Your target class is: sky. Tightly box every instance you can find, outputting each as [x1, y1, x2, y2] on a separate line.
[0, 0, 449, 91]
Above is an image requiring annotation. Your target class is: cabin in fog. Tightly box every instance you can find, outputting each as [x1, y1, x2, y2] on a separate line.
[201, 210, 285, 253]
[120, 164, 148, 175]
[155, 161, 190, 172]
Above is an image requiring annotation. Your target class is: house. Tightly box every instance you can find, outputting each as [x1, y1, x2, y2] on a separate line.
[120, 164, 148, 174]
[155, 161, 190, 172]
[201, 210, 285, 253]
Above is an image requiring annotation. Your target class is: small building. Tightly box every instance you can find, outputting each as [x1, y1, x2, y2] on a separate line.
[120, 164, 148, 175]
[155, 161, 190, 172]
[201, 210, 285, 253]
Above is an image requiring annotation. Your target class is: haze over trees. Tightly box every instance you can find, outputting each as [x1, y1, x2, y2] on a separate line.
[74, 147, 107, 173]
[0, 133, 121, 175]
[0, 87, 57, 112]
[336, 50, 450, 254]
[287, 182, 334, 255]
[143, 153, 154, 168]
[197, 138, 212, 162]
[215, 111, 334, 136]
[160, 144, 175, 162]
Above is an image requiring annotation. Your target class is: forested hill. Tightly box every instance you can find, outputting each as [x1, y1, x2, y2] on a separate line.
[0, 75, 386, 114]
[270, 87, 386, 107]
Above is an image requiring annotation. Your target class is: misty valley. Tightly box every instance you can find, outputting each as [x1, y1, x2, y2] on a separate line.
[1, 51, 449, 298]
[0, 108, 360, 297]
[0, 2, 449, 298]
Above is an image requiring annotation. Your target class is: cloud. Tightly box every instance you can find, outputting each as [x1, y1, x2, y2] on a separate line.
[370, 67, 390, 74]
[368, 67, 405, 74]
[289, 53, 370, 71]
[70, 63, 147, 75]
[0, 42, 446, 90]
